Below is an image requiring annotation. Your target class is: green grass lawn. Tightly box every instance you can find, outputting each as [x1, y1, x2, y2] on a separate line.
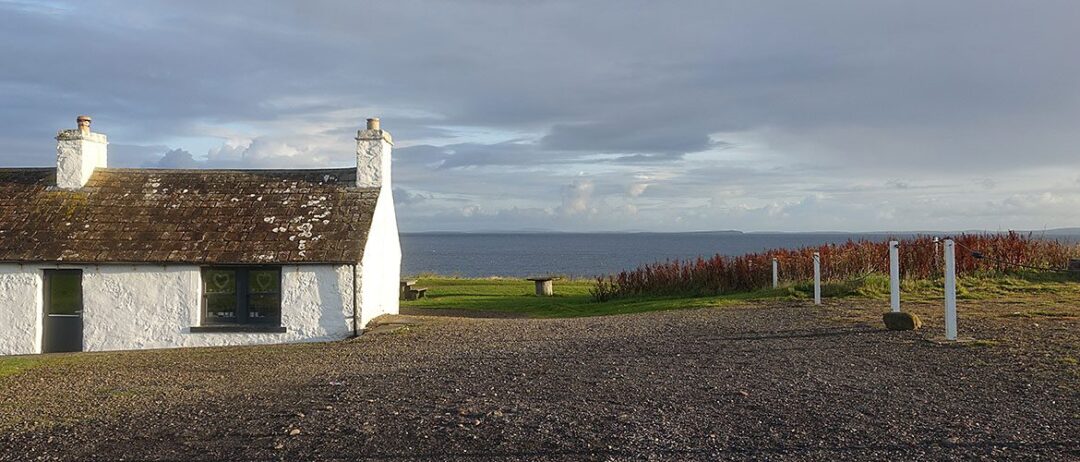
[403, 277, 811, 318]
[0, 357, 41, 378]
[402, 272, 1080, 318]
[0, 356, 75, 379]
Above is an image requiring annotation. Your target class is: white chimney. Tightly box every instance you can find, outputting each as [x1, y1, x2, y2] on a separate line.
[55, 115, 107, 189]
[355, 117, 393, 189]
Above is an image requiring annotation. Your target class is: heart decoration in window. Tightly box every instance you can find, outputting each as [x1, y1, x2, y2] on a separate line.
[254, 272, 274, 292]
[212, 272, 232, 291]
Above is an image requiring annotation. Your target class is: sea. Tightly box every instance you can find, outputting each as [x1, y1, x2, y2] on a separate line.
[400, 231, 1080, 278]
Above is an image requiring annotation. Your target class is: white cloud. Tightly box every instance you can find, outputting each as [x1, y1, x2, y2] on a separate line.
[558, 179, 596, 216]
[627, 182, 649, 197]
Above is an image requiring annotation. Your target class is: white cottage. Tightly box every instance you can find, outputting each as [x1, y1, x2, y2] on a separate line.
[0, 116, 401, 355]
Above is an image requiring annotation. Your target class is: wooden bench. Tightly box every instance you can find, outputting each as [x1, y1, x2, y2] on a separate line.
[403, 287, 427, 300]
[400, 279, 427, 300]
[526, 277, 556, 296]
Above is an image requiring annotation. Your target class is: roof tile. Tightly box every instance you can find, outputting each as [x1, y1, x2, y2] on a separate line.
[0, 168, 378, 264]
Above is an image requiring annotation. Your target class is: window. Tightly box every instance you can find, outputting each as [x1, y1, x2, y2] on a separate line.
[198, 267, 283, 331]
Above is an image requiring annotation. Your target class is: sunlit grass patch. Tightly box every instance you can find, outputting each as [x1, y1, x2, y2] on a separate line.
[0, 357, 60, 379]
[402, 277, 800, 318]
[403, 272, 1080, 320]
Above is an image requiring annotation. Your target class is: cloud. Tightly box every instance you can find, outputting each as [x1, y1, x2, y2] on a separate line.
[149, 148, 200, 168]
[393, 187, 428, 206]
[627, 182, 649, 197]
[3, 1, 1080, 231]
[886, 180, 911, 190]
[558, 179, 596, 216]
[541, 120, 716, 156]
[977, 178, 997, 190]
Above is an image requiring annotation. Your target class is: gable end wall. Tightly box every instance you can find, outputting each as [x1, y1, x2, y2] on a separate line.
[358, 188, 401, 326]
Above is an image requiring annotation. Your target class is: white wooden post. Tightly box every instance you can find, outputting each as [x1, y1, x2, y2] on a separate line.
[933, 236, 941, 275]
[772, 257, 778, 288]
[944, 239, 957, 340]
[889, 240, 900, 312]
[813, 252, 821, 305]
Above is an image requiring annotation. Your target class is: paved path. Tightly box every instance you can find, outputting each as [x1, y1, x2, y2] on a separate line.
[1, 303, 1077, 461]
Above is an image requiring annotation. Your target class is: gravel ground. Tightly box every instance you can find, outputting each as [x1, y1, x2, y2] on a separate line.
[0, 301, 1077, 461]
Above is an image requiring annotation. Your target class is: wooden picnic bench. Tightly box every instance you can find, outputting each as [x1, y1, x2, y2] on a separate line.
[400, 279, 427, 300]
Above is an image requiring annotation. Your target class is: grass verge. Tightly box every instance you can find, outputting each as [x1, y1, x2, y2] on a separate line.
[401, 277, 802, 318]
[403, 272, 1080, 318]
[0, 356, 71, 379]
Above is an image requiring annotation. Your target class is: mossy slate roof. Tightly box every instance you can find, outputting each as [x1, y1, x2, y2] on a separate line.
[0, 168, 378, 264]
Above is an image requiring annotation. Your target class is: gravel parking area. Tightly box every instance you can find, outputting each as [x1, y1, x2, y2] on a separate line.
[1, 302, 1077, 461]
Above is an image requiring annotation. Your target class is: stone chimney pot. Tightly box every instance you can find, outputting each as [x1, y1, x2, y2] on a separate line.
[76, 115, 92, 134]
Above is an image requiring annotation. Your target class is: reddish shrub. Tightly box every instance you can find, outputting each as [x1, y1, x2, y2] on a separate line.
[592, 232, 1078, 300]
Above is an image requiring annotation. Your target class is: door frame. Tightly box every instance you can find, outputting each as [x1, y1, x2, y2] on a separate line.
[42, 268, 84, 353]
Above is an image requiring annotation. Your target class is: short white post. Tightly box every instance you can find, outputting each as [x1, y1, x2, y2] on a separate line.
[943, 239, 958, 341]
[813, 252, 821, 305]
[889, 240, 900, 313]
[933, 236, 941, 274]
[772, 258, 779, 288]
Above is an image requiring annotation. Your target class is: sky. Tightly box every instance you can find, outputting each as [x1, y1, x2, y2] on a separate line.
[2, 0, 1080, 233]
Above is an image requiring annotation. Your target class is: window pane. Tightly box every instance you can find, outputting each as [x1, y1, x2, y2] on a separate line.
[249, 270, 280, 294]
[205, 294, 238, 322]
[247, 269, 280, 323]
[247, 294, 280, 322]
[204, 269, 237, 324]
[203, 269, 236, 294]
[48, 272, 81, 315]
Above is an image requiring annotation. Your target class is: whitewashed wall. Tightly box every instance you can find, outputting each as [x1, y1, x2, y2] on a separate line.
[0, 265, 43, 355]
[359, 189, 401, 326]
[0, 264, 357, 355]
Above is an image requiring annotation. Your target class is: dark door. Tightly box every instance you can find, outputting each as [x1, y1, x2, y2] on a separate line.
[43, 269, 83, 353]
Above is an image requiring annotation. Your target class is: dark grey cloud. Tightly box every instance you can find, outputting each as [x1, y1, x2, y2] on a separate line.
[605, 153, 687, 165]
[541, 121, 715, 156]
[396, 141, 593, 170]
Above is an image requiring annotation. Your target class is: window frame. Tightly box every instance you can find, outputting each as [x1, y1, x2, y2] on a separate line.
[199, 266, 283, 328]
